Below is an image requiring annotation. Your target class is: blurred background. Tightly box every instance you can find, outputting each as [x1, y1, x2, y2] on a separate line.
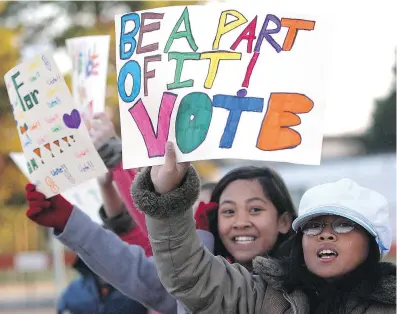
[0, 0, 395, 313]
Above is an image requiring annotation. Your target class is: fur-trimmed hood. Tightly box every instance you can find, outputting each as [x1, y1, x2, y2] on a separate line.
[253, 256, 396, 306]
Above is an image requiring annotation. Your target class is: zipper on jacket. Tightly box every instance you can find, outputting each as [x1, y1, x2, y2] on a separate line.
[283, 292, 299, 314]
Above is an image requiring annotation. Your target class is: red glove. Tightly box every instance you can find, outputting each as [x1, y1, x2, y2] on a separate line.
[194, 201, 218, 231]
[25, 183, 73, 232]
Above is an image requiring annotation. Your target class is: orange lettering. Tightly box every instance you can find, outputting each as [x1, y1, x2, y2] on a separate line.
[256, 93, 313, 151]
[281, 19, 315, 51]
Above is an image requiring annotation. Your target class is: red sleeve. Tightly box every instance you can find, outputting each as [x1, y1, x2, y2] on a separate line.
[119, 225, 153, 257]
[111, 161, 148, 236]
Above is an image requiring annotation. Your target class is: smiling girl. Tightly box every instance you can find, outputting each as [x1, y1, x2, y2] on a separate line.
[203, 166, 296, 269]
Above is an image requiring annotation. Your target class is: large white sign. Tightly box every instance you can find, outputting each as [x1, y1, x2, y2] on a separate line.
[115, 3, 330, 168]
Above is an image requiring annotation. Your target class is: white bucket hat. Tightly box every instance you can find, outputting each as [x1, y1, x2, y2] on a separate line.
[292, 178, 392, 257]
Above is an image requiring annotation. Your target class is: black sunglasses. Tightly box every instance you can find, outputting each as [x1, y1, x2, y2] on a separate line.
[301, 218, 357, 236]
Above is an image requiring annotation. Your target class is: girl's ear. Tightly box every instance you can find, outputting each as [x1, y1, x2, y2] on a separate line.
[278, 212, 293, 234]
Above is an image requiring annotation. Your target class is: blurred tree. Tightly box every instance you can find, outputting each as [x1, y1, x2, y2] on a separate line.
[0, 1, 203, 253]
[1, 1, 197, 45]
[0, 25, 26, 206]
[364, 65, 396, 153]
[1, 1, 138, 44]
[0, 207, 44, 253]
[0, 27, 22, 114]
[0, 8, 35, 253]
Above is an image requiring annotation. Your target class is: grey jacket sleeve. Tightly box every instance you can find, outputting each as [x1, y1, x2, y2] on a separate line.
[97, 136, 122, 168]
[177, 229, 214, 314]
[99, 204, 135, 235]
[132, 166, 266, 314]
[54, 207, 177, 314]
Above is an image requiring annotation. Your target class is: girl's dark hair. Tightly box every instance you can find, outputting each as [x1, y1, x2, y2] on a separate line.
[282, 231, 381, 314]
[201, 182, 217, 192]
[207, 166, 297, 260]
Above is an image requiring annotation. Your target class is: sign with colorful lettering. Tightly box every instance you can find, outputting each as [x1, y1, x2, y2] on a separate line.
[115, 3, 330, 168]
[10, 152, 103, 224]
[4, 53, 108, 198]
[66, 35, 110, 128]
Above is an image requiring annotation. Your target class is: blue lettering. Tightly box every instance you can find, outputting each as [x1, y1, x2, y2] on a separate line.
[47, 74, 60, 85]
[23, 135, 32, 148]
[120, 13, 140, 60]
[51, 168, 63, 176]
[254, 14, 282, 53]
[117, 60, 141, 103]
[213, 95, 264, 148]
[47, 97, 60, 108]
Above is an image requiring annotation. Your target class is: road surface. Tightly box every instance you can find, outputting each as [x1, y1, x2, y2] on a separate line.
[0, 309, 55, 314]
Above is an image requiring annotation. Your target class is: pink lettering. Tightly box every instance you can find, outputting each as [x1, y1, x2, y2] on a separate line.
[46, 114, 59, 124]
[128, 92, 177, 157]
[31, 121, 40, 130]
[76, 149, 89, 159]
[37, 137, 48, 145]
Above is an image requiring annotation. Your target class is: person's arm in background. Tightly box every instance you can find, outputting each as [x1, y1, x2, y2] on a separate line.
[97, 171, 123, 218]
[25, 184, 176, 314]
[90, 112, 147, 235]
[25, 182, 217, 314]
[96, 164, 152, 256]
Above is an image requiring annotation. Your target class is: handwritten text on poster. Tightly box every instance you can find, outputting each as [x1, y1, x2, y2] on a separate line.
[115, 4, 330, 168]
[4, 53, 108, 197]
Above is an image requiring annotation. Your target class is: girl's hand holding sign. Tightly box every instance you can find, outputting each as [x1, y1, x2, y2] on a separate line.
[150, 142, 190, 195]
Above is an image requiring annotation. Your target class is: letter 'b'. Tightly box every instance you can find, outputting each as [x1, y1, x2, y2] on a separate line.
[120, 13, 140, 60]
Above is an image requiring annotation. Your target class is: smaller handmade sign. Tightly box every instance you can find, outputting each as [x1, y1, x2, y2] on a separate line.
[66, 35, 110, 128]
[4, 53, 108, 198]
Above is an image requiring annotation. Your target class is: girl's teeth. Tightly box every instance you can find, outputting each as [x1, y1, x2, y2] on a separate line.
[321, 255, 333, 259]
[318, 249, 337, 258]
[235, 236, 255, 244]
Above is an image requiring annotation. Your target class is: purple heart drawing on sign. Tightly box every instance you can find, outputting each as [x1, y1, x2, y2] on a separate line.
[63, 109, 82, 129]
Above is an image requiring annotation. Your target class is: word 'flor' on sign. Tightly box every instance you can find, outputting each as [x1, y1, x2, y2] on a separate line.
[115, 3, 330, 168]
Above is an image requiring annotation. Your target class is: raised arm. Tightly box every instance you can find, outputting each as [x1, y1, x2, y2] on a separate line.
[96, 173, 152, 256]
[131, 143, 266, 313]
[97, 168, 124, 218]
[25, 184, 176, 314]
[56, 207, 173, 312]
[91, 112, 147, 234]
[98, 204, 153, 257]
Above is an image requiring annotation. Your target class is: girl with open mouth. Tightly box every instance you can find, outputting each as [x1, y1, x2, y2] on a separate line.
[131, 141, 396, 314]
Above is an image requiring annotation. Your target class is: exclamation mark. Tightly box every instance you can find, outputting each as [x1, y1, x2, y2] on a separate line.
[237, 52, 260, 97]
[53, 140, 63, 153]
[62, 136, 71, 147]
[236, 14, 284, 97]
[44, 143, 55, 157]
[33, 148, 44, 164]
